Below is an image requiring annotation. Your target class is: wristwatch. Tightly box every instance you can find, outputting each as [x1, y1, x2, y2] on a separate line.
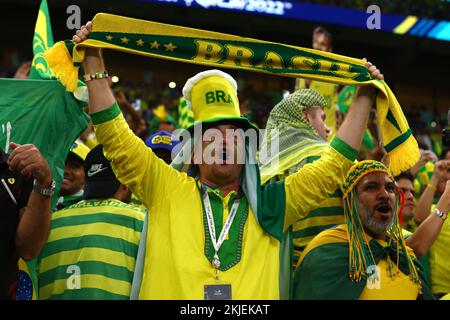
[33, 179, 56, 197]
[433, 208, 448, 221]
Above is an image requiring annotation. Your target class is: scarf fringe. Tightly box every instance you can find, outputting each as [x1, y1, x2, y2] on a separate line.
[44, 41, 79, 92]
[388, 134, 420, 177]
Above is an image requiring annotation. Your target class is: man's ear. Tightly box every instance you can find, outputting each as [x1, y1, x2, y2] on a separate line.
[303, 110, 311, 123]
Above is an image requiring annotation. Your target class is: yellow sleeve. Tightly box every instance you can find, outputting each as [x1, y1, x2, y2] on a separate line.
[283, 136, 357, 229]
[91, 102, 185, 209]
[402, 228, 413, 239]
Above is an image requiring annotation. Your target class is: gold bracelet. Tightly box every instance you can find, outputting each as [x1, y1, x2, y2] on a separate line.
[427, 183, 437, 192]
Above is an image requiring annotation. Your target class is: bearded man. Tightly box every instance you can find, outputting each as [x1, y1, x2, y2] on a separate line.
[293, 161, 439, 300]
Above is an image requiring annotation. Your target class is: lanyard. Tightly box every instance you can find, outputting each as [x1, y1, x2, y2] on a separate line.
[202, 185, 241, 280]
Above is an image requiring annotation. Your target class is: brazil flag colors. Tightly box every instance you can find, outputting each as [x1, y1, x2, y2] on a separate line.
[29, 0, 55, 80]
[1, 0, 89, 300]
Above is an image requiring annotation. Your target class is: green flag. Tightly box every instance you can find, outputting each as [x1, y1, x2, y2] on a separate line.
[8, 0, 88, 301]
[337, 85, 357, 113]
[0, 79, 89, 300]
[16, 0, 56, 300]
[0, 79, 89, 208]
[29, 0, 55, 80]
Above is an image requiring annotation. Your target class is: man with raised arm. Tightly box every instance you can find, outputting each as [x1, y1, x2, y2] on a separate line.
[73, 21, 383, 299]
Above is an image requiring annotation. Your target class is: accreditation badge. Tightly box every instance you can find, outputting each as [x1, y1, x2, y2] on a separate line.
[204, 283, 232, 300]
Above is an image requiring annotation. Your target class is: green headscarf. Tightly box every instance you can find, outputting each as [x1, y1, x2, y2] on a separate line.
[259, 89, 328, 184]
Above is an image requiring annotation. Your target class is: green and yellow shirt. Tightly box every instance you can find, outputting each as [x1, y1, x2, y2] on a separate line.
[429, 204, 450, 295]
[286, 155, 344, 267]
[38, 198, 146, 299]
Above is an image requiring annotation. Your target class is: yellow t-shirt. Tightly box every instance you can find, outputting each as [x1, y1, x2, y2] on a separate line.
[359, 237, 419, 300]
[359, 258, 419, 300]
[429, 205, 450, 294]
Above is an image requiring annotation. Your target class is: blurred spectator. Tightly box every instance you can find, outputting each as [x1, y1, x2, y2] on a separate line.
[38, 145, 146, 300]
[413, 158, 450, 298]
[56, 140, 90, 210]
[400, 170, 450, 288]
[114, 89, 147, 136]
[79, 122, 99, 150]
[396, 171, 417, 231]
[296, 26, 339, 139]
[415, 160, 450, 225]
[148, 104, 177, 134]
[13, 61, 31, 79]
[238, 91, 257, 127]
[1, 143, 53, 300]
[145, 131, 180, 165]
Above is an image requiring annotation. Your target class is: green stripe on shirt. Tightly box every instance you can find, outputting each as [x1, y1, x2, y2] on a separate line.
[293, 224, 341, 239]
[301, 206, 344, 219]
[39, 261, 134, 288]
[46, 288, 129, 300]
[40, 235, 139, 259]
[39, 198, 145, 300]
[51, 213, 144, 232]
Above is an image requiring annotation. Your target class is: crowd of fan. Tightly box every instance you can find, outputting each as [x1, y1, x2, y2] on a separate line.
[1, 23, 449, 300]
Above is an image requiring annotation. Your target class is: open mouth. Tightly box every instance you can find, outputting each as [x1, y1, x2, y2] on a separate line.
[374, 203, 392, 220]
[220, 149, 234, 164]
[405, 200, 415, 207]
[222, 150, 228, 162]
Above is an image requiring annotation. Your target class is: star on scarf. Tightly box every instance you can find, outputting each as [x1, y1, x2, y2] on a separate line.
[120, 37, 129, 44]
[150, 40, 160, 49]
[105, 35, 113, 41]
[164, 42, 177, 52]
[136, 39, 144, 46]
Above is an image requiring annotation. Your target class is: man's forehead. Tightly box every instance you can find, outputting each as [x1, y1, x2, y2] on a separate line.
[66, 154, 84, 166]
[396, 178, 414, 189]
[314, 33, 330, 43]
[212, 123, 239, 130]
[204, 123, 240, 133]
[359, 171, 392, 184]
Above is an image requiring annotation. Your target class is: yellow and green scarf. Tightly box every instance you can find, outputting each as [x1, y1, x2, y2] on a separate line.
[45, 12, 418, 175]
